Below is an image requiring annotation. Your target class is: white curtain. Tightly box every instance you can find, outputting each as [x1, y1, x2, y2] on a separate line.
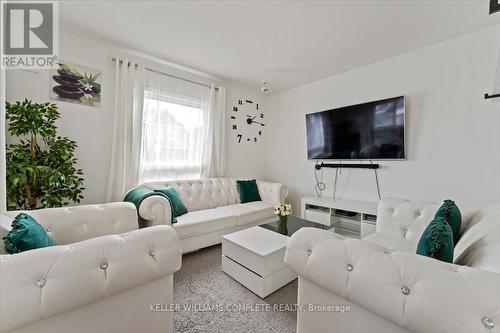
[106, 58, 144, 202]
[140, 71, 226, 182]
[201, 85, 226, 178]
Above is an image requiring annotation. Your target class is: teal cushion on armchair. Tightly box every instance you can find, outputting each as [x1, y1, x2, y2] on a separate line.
[3, 213, 56, 254]
[434, 199, 462, 244]
[236, 180, 261, 203]
[416, 216, 454, 263]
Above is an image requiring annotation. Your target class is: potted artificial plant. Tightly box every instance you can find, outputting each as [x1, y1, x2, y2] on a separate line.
[5, 99, 85, 210]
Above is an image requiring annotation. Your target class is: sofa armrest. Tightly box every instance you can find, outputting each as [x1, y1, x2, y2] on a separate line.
[0, 225, 182, 333]
[137, 195, 173, 228]
[285, 228, 500, 333]
[257, 181, 288, 205]
[6, 202, 138, 245]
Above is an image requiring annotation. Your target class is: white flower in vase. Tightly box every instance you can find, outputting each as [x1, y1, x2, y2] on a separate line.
[275, 203, 293, 219]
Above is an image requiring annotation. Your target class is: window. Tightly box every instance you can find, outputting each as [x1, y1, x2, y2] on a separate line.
[139, 75, 210, 182]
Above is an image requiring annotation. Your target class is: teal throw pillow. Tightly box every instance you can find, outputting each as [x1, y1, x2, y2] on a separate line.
[416, 216, 454, 263]
[154, 188, 188, 218]
[3, 213, 56, 254]
[434, 199, 462, 244]
[236, 180, 261, 203]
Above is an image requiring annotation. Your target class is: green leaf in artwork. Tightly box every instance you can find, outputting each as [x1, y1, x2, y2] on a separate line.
[58, 63, 80, 75]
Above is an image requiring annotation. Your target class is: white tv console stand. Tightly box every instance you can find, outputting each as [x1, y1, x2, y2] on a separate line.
[301, 197, 378, 239]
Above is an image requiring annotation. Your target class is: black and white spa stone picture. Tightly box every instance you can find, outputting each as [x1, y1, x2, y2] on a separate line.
[50, 62, 102, 108]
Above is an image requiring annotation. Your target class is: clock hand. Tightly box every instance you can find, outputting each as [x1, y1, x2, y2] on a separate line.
[246, 115, 258, 120]
[252, 121, 265, 126]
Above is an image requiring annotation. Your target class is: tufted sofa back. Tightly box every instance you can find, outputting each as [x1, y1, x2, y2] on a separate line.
[140, 178, 240, 212]
[453, 203, 500, 273]
[377, 198, 500, 273]
[5, 202, 138, 245]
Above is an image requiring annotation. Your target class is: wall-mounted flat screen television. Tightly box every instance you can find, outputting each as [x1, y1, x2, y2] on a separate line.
[306, 96, 405, 160]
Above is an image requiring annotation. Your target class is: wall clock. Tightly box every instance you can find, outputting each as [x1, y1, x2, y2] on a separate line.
[230, 99, 265, 143]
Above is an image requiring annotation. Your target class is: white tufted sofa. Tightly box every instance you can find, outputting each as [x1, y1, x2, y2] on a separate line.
[285, 198, 500, 333]
[0, 202, 182, 333]
[135, 178, 288, 253]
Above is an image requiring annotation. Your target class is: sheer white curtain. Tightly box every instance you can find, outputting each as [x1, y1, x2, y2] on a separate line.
[106, 59, 145, 202]
[201, 85, 226, 178]
[140, 70, 225, 182]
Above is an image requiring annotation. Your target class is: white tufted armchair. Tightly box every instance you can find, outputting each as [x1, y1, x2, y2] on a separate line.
[0, 202, 182, 333]
[285, 198, 500, 333]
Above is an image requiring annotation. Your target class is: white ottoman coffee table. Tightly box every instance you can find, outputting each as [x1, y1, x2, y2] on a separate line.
[221, 226, 296, 298]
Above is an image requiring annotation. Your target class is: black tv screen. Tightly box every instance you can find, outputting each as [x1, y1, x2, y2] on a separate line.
[306, 96, 405, 160]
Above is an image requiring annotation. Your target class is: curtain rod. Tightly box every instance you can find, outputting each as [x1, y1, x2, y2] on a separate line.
[111, 57, 217, 90]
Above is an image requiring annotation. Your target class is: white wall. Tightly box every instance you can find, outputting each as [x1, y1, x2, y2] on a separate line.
[6, 33, 115, 206]
[5, 31, 266, 205]
[267, 24, 500, 214]
[225, 85, 268, 179]
[7, 23, 498, 211]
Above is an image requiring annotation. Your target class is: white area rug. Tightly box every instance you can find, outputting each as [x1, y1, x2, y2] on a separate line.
[174, 245, 297, 333]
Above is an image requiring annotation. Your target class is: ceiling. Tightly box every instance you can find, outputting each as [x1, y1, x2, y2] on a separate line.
[59, 0, 500, 92]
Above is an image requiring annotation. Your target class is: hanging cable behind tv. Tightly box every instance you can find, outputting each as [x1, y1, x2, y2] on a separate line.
[313, 160, 382, 200]
[314, 161, 326, 197]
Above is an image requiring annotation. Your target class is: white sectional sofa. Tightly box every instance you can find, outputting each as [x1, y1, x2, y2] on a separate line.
[0, 202, 182, 333]
[285, 198, 500, 333]
[135, 178, 288, 253]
